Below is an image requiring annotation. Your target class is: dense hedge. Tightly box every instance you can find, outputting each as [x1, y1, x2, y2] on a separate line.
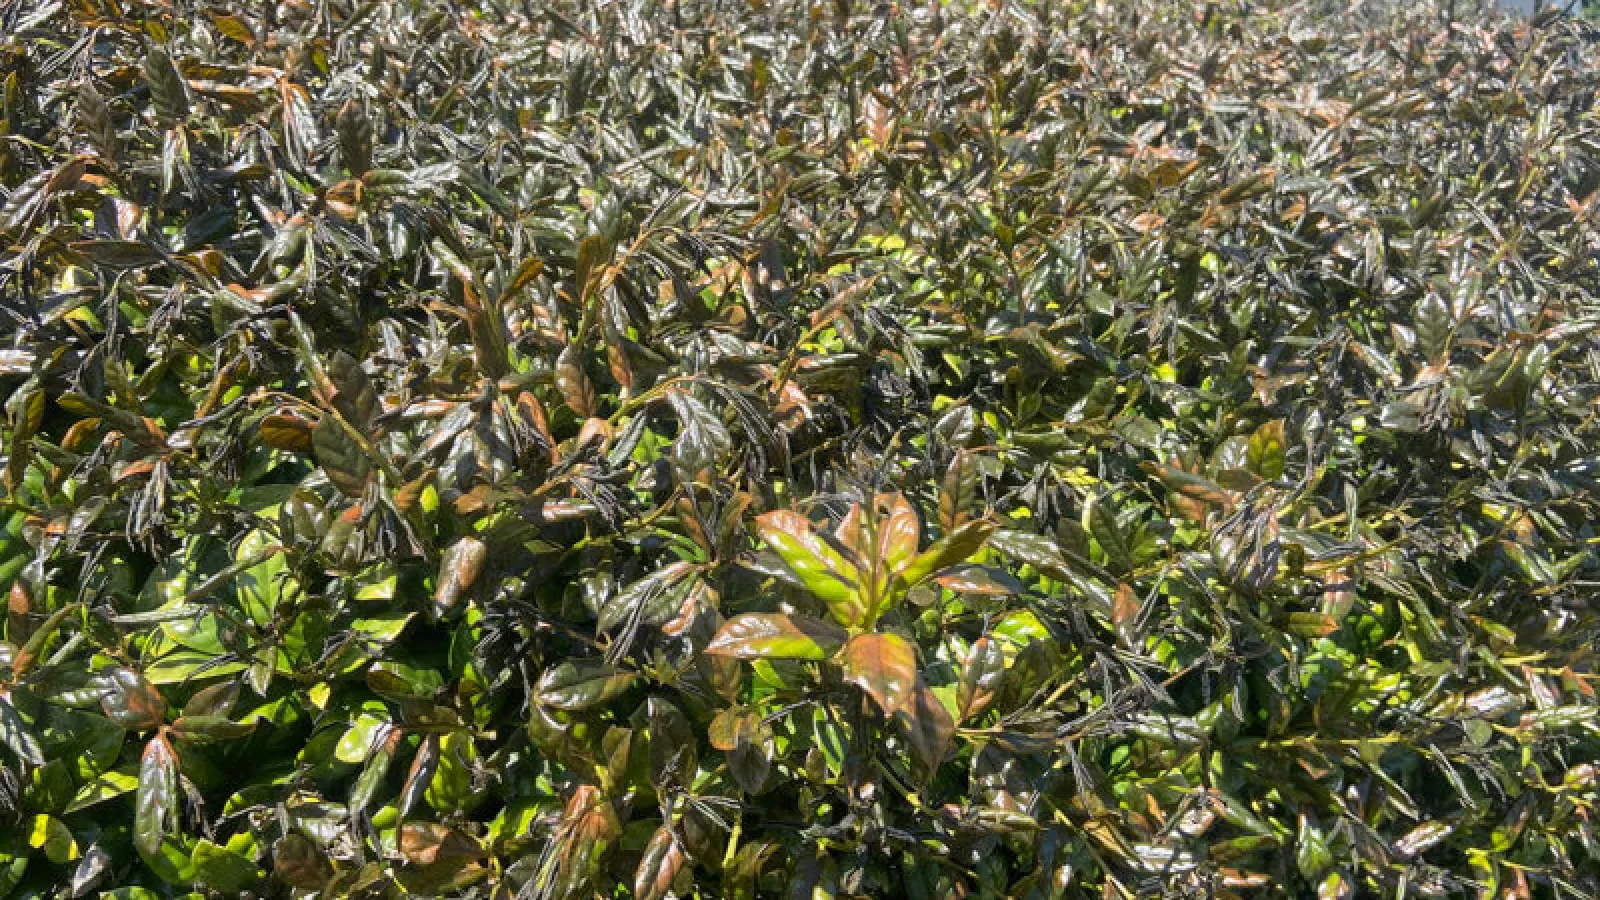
[2, 0, 1599, 896]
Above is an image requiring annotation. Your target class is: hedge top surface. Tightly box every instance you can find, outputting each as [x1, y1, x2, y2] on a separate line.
[1, 0, 1598, 897]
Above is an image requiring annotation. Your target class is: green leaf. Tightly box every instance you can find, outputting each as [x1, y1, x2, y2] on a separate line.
[985, 528, 1076, 583]
[0, 694, 44, 765]
[597, 561, 698, 632]
[191, 839, 263, 893]
[1083, 492, 1134, 572]
[668, 391, 732, 480]
[812, 708, 848, 777]
[1246, 419, 1287, 480]
[899, 518, 996, 587]
[312, 417, 373, 498]
[134, 735, 182, 874]
[705, 613, 847, 660]
[535, 661, 636, 710]
[335, 712, 392, 764]
[26, 814, 78, 863]
[752, 510, 866, 627]
[66, 769, 139, 813]
[170, 715, 256, 743]
[235, 529, 295, 625]
[425, 731, 482, 814]
[1296, 813, 1333, 879]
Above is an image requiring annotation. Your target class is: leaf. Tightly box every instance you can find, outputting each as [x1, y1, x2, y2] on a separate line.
[0, 693, 45, 765]
[895, 681, 954, 772]
[273, 833, 332, 890]
[938, 450, 979, 531]
[556, 345, 596, 417]
[877, 493, 921, 575]
[1084, 492, 1134, 572]
[259, 414, 315, 452]
[312, 417, 373, 498]
[235, 529, 294, 624]
[399, 823, 484, 867]
[169, 715, 256, 743]
[598, 561, 699, 632]
[27, 815, 78, 863]
[1283, 612, 1340, 637]
[460, 277, 510, 381]
[987, 529, 1078, 582]
[727, 711, 773, 794]
[100, 668, 166, 730]
[535, 661, 636, 710]
[1112, 581, 1142, 647]
[668, 391, 731, 481]
[142, 46, 190, 121]
[841, 632, 918, 715]
[573, 234, 615, 303]
[190, 840, 262, 893]
[704, 613, 847, 660]
[1414, 292, 1453, 361]
[752, 511, 866, 627]
[326, 351, 379, 428]
[134, 735, 178, 867]
[1296, 813, 1333, 879]
[208, 13, 256, 45]
[633, 825, 688, 900]
[956, 636, 1006, 722]
[643, 697, 698, 788]
[812, 708, 848, 777]
[434, 536, 487, 619]
[933, 565, 1021, 596]
[72, 239, 163, 269]
[899, 519, 996, 586]
[1141, 461, 1234, 509]
[1246, 419, 1287, 480]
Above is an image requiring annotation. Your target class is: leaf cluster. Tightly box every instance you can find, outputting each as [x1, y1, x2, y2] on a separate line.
[1, 0, 1598, 897]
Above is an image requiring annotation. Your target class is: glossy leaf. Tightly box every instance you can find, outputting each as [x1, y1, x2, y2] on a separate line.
[434, 536, 487, 619]
[634, 825, 688, 900]
[752, 511, 866, 627]
[899, 519, 997, 587]
[704, 613, 847, 660]
[1247, 419, 1288, 480]
[133, 736, 178, 869]
[535, 661, 636, 710]
[841, 632, 918, 716]
[100, 669, 166, 731]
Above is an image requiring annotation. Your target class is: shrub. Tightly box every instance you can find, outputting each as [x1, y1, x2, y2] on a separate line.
[1, 0, 1598, 896]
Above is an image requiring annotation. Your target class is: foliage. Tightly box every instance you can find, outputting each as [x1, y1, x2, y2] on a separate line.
[2, 0, 1599, 896]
